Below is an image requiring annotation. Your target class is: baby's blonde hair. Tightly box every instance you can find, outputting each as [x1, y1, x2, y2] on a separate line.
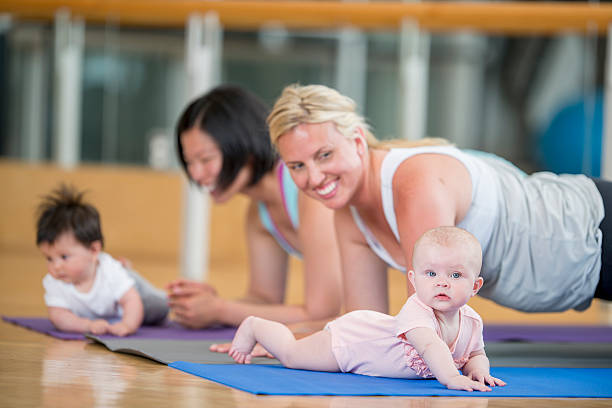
[413, 226, 483, 276]
[267, 83, 449, 149]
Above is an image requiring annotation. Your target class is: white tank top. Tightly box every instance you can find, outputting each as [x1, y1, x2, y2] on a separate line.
[351, 146, 500, 271]
[351, 146, 604, 312]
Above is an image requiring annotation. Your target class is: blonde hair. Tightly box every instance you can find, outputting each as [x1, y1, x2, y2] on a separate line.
[413, 226, 483, 276]
[267, 84, 449, 149]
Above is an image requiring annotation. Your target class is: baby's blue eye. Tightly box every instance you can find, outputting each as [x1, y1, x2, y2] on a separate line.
[451, 272, 461, 279]
[320, 151, 332, 159]
[61, 254, 69, 260]
[426, 271, 436, 277]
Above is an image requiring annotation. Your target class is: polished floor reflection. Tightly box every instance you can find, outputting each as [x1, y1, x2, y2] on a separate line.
[3, 329, 612, 408]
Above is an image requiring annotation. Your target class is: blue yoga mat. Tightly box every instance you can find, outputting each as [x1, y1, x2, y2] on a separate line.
[168, 363, 612, 397]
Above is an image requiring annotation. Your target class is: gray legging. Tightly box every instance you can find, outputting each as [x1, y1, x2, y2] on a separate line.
[126, 269, 169, 325]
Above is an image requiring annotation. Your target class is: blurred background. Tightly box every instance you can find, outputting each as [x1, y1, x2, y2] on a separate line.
[0, 0, 609, 324]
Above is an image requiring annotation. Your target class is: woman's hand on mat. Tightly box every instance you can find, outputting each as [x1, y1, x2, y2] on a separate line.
[467, 371, 506, 387]
[210, 342, 274, 358]
[166, 279, 217, 298]
[445, 375, 492, 392]
[168, 285, 222, 329]
[89, 319, 110, 335]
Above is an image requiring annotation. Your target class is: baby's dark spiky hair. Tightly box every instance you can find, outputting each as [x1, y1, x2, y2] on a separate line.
[36, 183, 104, 248]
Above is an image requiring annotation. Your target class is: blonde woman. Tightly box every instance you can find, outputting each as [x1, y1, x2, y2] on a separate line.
[267, 83, 611, 315]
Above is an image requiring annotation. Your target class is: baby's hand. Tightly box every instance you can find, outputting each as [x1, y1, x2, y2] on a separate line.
[89, 319, 110, 335]
[446, 375, 492, 392]
[108, 322, 135, 337]
[468, 371, 506, 387]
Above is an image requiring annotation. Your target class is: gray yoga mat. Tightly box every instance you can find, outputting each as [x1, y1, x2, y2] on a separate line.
[486, 342, 612, 368]
[87, 336, 281, 365]
[88, 334, 612, 368]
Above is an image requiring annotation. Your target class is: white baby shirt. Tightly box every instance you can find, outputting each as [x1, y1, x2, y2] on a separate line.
[43, 252, 135, 320]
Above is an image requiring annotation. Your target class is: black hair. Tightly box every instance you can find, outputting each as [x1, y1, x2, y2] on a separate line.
[36, 184, 104, 248]
[175, 84, 278, 191]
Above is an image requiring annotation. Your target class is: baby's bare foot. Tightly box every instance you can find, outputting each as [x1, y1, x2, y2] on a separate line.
[229, 316, 258, 364]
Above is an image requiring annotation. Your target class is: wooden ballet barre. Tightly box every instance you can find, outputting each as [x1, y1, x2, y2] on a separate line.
[1, 0, 611, 35]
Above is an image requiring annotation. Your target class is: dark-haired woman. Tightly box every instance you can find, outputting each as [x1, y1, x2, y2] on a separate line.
[166, 85, 342, 343]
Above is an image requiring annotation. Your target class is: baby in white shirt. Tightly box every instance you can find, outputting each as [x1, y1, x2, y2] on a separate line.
[37, 184, 168, 336]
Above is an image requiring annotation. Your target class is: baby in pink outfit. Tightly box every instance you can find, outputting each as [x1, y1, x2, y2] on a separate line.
[229, 226, 506, 392]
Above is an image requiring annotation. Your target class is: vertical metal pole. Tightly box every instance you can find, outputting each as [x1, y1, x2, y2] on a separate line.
[53, 9, 84, 169]
[21, 27, 46, 162]
[102, 20, 120, 163]
[335, 26, 367, 112]
[399, 18, 430, 141]
[580, 22, 597, 176]
[164, 57, 185, 169]
[180, 13, 221, 281]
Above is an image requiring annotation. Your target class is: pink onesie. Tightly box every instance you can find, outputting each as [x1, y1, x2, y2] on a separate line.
[325, 295, 485, 378]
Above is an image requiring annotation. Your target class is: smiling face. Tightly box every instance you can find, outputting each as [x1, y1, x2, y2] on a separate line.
[180, 127, 253, 204]
[409, 241, 483, 314]
[277, 122, 366, 209]
[38, 231, 101, 288]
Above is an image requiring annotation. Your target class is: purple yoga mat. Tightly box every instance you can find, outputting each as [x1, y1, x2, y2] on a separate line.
[483, 324, 612, 343]
[2, 316, 236, 341]
[5, 316, 611, 343]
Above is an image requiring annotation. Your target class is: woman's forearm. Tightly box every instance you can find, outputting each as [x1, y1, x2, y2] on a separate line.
[217, 297, 333, 327]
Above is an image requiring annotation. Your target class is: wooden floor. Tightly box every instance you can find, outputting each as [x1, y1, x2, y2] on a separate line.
[2, 250, 612, 407]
